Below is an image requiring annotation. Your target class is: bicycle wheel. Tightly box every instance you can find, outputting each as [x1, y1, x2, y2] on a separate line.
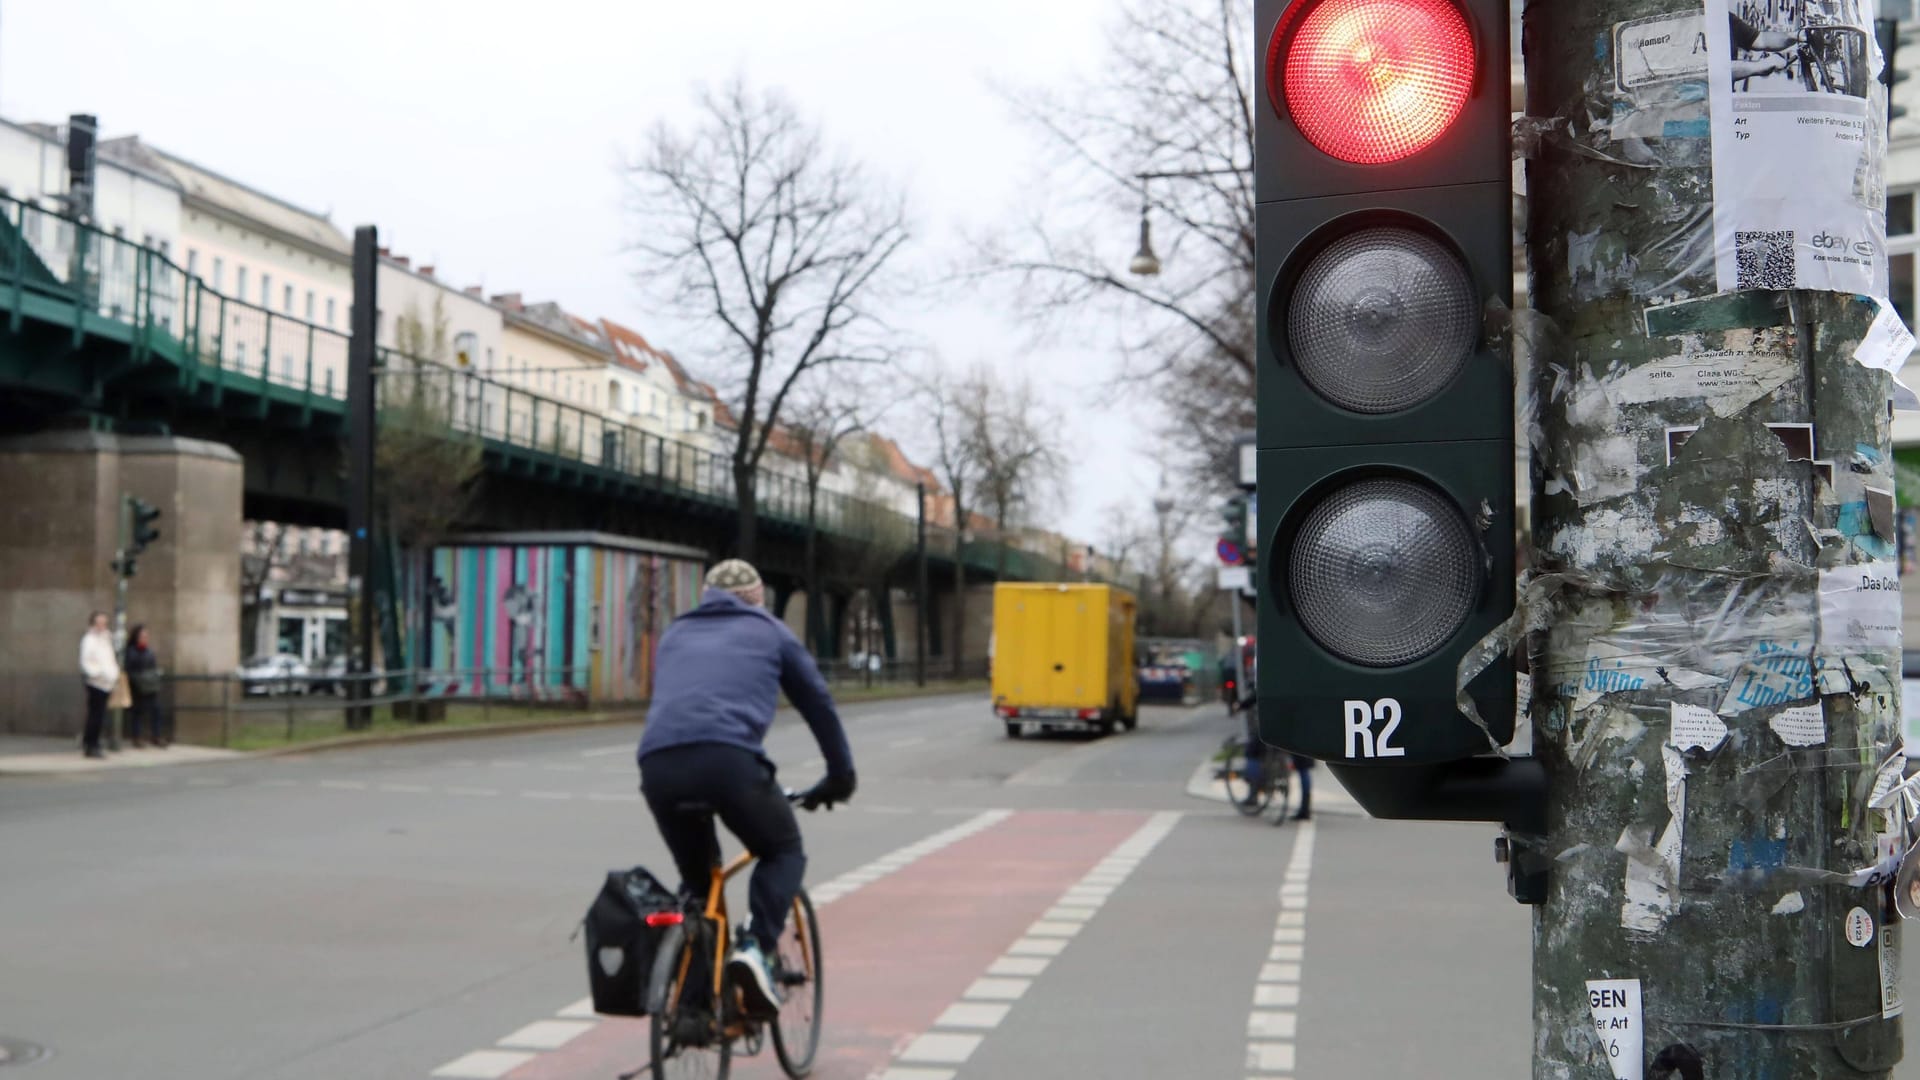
[1223, 746, 1270, 817]
[772, 889, 824, 1076]
[1266, 752, 1293, 826]
[648, 922, 731, 1080]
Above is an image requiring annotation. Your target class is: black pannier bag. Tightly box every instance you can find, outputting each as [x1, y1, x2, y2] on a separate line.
[583, 866, 679, 1016]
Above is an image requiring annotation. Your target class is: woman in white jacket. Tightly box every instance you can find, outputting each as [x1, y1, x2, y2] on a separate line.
[79, 612, 119, 759]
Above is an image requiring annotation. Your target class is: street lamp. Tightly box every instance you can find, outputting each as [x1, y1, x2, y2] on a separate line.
[1125, 166, 1252, 277]
[1129, 192, 1162, 277]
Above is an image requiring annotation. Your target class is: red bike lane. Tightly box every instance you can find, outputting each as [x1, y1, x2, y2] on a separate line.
[505, 810, 1146, 1079]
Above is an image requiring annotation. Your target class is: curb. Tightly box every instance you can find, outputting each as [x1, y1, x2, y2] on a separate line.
[4, 685, 986, 772]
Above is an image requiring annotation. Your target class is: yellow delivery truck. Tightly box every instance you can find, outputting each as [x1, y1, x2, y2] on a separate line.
[991, 583, 1139, 738]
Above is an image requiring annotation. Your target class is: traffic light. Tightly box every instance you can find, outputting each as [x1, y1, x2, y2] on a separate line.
[1255, 0, 1523, 806]
[128, 497, 161, 555]
[1879, 18, 1913, 124]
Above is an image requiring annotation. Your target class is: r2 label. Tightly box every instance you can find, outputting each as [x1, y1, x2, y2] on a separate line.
[1343, 698, 1405, 759]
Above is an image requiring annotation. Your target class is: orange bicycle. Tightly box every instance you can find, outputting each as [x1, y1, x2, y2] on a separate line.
[627, 792, 823, 1080]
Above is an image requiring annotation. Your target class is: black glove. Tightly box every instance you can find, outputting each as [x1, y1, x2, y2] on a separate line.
[801, 771, 856, 810]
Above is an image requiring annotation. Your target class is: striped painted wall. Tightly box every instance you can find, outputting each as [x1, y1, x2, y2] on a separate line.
[421, 542, 703, 701]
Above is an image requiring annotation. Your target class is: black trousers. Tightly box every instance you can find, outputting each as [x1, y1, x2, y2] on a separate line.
[83, 685, 109, 752]
[640, 743, 805, 952]
[129, 692, 164, 742]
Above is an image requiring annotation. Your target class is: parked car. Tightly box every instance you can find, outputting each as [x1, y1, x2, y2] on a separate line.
[239, 654, 309, 696]
[307, 655, 348, 696]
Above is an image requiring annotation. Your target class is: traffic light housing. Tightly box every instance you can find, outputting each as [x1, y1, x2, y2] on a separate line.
[1256, 0, 1525, 806]
[129, 497, 161, 555]
[1879, 18, 1913, 124]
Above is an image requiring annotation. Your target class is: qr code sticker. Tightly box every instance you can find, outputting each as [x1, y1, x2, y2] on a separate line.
[1735, 230, 1796, 290]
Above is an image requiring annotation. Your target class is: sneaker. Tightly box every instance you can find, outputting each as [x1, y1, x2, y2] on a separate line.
[728, 938, 783, 1017]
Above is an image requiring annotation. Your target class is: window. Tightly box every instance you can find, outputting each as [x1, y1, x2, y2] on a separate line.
[284, 284, 293, 313]
[261, 273, 272, 307]
[186, 250, 199, 276]
[326, 298, 336, 326]
[1893, 192, 1914, 238]
[236, 265, 248, 298]
[281, 354, 293, 380]
[1894, 253, 1914, 331]
[305, 291, 315, 320]
[486, 347, 494, 371]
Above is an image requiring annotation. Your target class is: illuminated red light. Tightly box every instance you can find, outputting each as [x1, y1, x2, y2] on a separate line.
[645, 911, 684, 928]
[1275, 0, 1476, 165]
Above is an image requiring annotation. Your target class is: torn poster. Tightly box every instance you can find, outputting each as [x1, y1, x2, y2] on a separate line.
[1670, 702, 1730, 751]
[1818, 560, 1902, 649]
[1856, 297, 1917, 372]
[1769, 703, 1828, 746]
[1704, 1, 1888, 296]
[1586, 978, 1645, 1080]
[1623, 745, 1688, 933]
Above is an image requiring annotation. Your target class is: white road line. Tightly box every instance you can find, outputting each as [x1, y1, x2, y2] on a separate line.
[496, 1019, 593, 1049]
[519, 790, 573, 801]
[1245, 819, 1315, 1075]
[899, 1032, 983, 1065]
[429, 1049, 535, 1078]
[319, 779, 368, 790]
[380, 783, 432, 794]
[579, 744, 632, 757]
[445, 786, 500, 797]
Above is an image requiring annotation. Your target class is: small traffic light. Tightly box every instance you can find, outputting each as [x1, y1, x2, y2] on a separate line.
[1879, 18, 1913, 123]
[1256, 0, 1519, 788]
[128, 497, 161, 555]
[1219, 497, 1250, 561]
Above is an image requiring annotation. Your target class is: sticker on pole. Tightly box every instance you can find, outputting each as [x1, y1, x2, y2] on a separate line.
[1704, 2, 1888, 297]
[1847, 905, 1877, 948]
[1586, 979, 1643, 1080]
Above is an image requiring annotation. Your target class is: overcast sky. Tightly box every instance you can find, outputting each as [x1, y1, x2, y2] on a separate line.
[2, 0, 1173, 546]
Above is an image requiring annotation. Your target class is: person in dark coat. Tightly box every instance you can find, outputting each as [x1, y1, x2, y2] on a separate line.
[123, 624, 167, 749]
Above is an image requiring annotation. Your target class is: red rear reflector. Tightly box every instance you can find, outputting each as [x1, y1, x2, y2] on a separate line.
[999, 706, 1019, 718]
[645, 912, 684, 928]
[1078, 708, 1099, 720]
[1275, 0, 1475, 165]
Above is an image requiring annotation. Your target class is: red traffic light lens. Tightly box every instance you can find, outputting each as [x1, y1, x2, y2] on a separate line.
[1276, 0, 1476, 165]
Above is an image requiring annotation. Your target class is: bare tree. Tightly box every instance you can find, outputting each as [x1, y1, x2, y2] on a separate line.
[381, 296, 483, 549]
[785, 374, 880, 654]
[627, 78, 911, 561]
[981, 0, 1254, 491]
[920, 362, 991, 677]
[239, 522, 289, 657]
[959, 371, 1066, 579]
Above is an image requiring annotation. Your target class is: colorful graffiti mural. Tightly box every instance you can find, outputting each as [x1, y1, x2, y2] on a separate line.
[417, 535, 704, 701]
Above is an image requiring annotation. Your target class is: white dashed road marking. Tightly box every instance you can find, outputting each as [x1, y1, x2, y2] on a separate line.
[1246, 819, 1315, 1075]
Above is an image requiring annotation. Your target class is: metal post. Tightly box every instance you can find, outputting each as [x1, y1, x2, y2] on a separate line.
[108, 494, 128, 752]
[1526, 3, 1901, 1075]
[345, 225, 378, 732]
[1227, 588, 1245, 710]
[916, 482, 928, 688]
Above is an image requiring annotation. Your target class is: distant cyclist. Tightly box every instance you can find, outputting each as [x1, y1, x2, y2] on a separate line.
[637, 559, 856, 1017]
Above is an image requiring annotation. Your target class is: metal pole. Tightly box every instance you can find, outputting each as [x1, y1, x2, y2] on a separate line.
[108, 493, 128, 751]
[345, 225, 378, 732]
[1227, 587, 1245, 710]
[915, 481, 928, 688]
[1526, 4, 1900, 1075]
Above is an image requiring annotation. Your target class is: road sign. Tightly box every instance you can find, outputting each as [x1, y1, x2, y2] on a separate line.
[1216, 538, 1243, 566]
[1218, 565, 1251, 591]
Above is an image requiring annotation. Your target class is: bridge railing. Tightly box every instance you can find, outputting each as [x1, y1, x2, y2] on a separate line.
[0, 197, 1086, 582]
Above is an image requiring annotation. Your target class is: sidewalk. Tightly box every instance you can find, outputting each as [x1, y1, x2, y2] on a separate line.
[1183, 748, 1366, 817]
[0, 734, 243, 775]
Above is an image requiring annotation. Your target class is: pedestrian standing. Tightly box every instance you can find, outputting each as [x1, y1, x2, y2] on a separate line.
[1289, 754, 1314, 822]
[123, 624, 166, 749]
[79, 612, 119, 759]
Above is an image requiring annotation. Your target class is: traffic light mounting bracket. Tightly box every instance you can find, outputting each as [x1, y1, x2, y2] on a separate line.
[1329, 757, 1548, 904]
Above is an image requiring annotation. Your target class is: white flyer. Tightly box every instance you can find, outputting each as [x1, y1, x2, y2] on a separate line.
[1586, 979, 1645, 1080]
[1855, 297, 1918, 372]
[1705, 0, 1887, 295]
[1818, 560, 1902, 649]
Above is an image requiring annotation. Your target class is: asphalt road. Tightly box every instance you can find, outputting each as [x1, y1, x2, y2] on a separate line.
[3, 693, 1912, 1078]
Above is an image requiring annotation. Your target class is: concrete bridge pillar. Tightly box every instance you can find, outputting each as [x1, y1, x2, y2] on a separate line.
[0, 432, 243, 741]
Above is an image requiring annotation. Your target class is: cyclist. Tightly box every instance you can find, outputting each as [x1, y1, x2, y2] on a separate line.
[637, 559, 856, 1018]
